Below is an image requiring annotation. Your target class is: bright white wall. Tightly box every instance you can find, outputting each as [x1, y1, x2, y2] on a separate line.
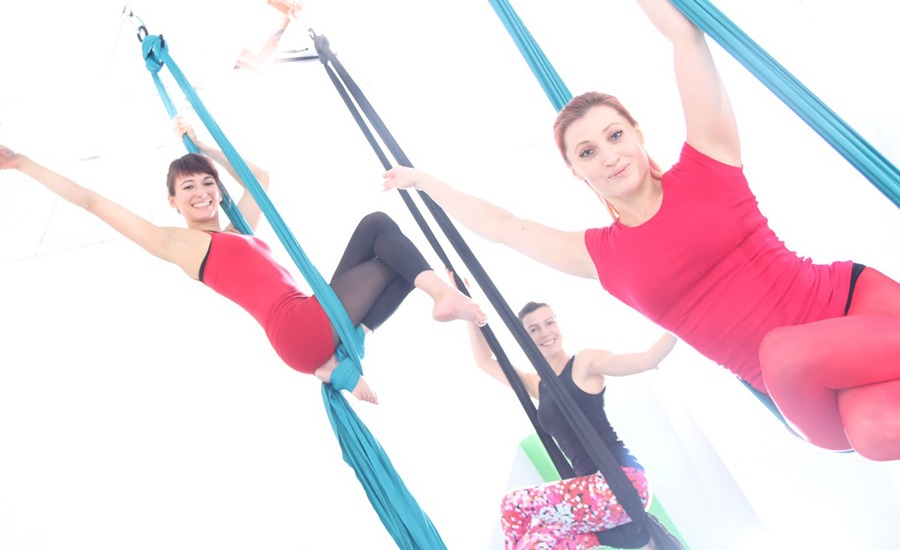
[2, 1, 899, 548]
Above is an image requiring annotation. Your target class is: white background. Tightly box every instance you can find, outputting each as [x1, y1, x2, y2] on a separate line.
[2, 1, 900, 548]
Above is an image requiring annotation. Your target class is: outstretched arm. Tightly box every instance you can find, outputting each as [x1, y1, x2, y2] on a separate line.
[466, 320, 541, 399]
[383, 166, 597, 279]
[0, 145, 201, 273]
[582, 332, 678, 377]
[635, 0, 740, 165]
[175, 116, 270, 232]
[449, 271, 541, 398]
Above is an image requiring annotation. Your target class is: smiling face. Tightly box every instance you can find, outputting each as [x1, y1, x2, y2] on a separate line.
[166, 154, 222, 226]
[168, 172, 221, 223]
[521, 305, 564, 360]
[563, 104, 652, 203]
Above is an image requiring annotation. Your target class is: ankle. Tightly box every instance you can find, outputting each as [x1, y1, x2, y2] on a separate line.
[313, 354, 339, 383]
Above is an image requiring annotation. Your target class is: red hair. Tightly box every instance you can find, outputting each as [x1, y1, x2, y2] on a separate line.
[553, 93, 663, 219]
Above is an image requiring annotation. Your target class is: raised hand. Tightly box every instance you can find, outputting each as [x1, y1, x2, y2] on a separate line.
[173, 115, 200, 145]
[382, 166, 430, 191]
[0, 145, 22, 170]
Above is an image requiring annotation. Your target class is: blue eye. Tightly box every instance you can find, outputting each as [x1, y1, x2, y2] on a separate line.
[610, 130, 623, 141]
[578, 148, 594, 158]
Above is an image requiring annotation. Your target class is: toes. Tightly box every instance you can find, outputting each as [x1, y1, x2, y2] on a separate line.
[471, 308, 487, 327]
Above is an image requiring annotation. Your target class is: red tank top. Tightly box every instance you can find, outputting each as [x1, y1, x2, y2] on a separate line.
[584, 143, 852, 392]
[199, 231, 334, 373]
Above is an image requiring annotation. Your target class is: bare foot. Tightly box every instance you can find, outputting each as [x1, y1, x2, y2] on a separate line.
[351, 377, 379, 405]
[313, 354, 340, 384]
[313, 354, 378, 404]
[432, 288, 488, 326]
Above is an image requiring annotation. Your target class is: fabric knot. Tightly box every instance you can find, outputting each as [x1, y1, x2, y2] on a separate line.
[328, 326, 366, 392]
[142, 36, 166, 73]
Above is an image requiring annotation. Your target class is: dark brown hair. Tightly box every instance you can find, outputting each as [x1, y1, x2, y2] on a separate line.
[517, 301, 551, 323]
[166, 153, 221, 196]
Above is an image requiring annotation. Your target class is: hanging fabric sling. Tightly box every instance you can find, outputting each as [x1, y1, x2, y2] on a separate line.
[306, 30, 681, 550]
[135, 29, 446, 549]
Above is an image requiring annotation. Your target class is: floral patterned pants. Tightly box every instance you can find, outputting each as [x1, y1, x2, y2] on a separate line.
[500, 466, 649, 550]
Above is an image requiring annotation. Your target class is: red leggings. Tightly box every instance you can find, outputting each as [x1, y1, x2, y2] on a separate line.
[759, 267, 900, 460]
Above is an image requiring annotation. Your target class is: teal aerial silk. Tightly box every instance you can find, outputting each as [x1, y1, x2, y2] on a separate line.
[486, 0, 571, 111]
[490, 0, 900, 208]
[669, 0, 900, 208]
[140, 34, 446, 549]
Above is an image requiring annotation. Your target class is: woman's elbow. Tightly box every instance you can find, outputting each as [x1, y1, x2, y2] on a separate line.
[631, 360, 659, 374]
[81, 190, 100, 212]
[671, 23, 705, 49]
[638, 353, 664, 373]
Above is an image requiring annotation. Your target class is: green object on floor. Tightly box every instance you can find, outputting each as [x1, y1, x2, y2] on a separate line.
[519, 433, 689, 549]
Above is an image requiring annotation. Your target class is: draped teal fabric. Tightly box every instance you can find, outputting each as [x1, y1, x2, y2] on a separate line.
[488, 0, 900, 208]
[140, 35, 446, 549]
[487, 0, 572, 112]
[670, 0, 900, 208]
[140, 38, 251, 235]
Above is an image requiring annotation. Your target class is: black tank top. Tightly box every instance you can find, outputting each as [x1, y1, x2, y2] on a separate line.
[537, 356, 642, 476]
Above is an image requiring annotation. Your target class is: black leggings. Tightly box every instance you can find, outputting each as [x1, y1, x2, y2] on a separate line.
[328, 212, 431, 344]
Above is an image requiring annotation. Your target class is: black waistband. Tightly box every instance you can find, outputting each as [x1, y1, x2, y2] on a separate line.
[844, 263, 866, 315]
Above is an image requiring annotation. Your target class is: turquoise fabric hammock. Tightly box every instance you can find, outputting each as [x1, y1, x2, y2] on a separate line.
[139, 34, 446, 549]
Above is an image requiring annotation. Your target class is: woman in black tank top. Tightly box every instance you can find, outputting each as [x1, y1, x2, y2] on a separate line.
[462, 297, 677, 549]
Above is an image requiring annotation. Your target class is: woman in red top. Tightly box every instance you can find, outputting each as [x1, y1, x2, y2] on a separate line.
[383, 0, 900, 460]
[0, 117, 486, 404]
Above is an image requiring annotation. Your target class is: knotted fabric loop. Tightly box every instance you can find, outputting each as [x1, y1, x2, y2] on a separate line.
[329, 327, 366, 392]
[141, 35, 165, 74]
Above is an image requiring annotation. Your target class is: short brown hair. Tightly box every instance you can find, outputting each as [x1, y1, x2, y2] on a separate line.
[166, 153, 221, 196]
[517, 301, 551, 322]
